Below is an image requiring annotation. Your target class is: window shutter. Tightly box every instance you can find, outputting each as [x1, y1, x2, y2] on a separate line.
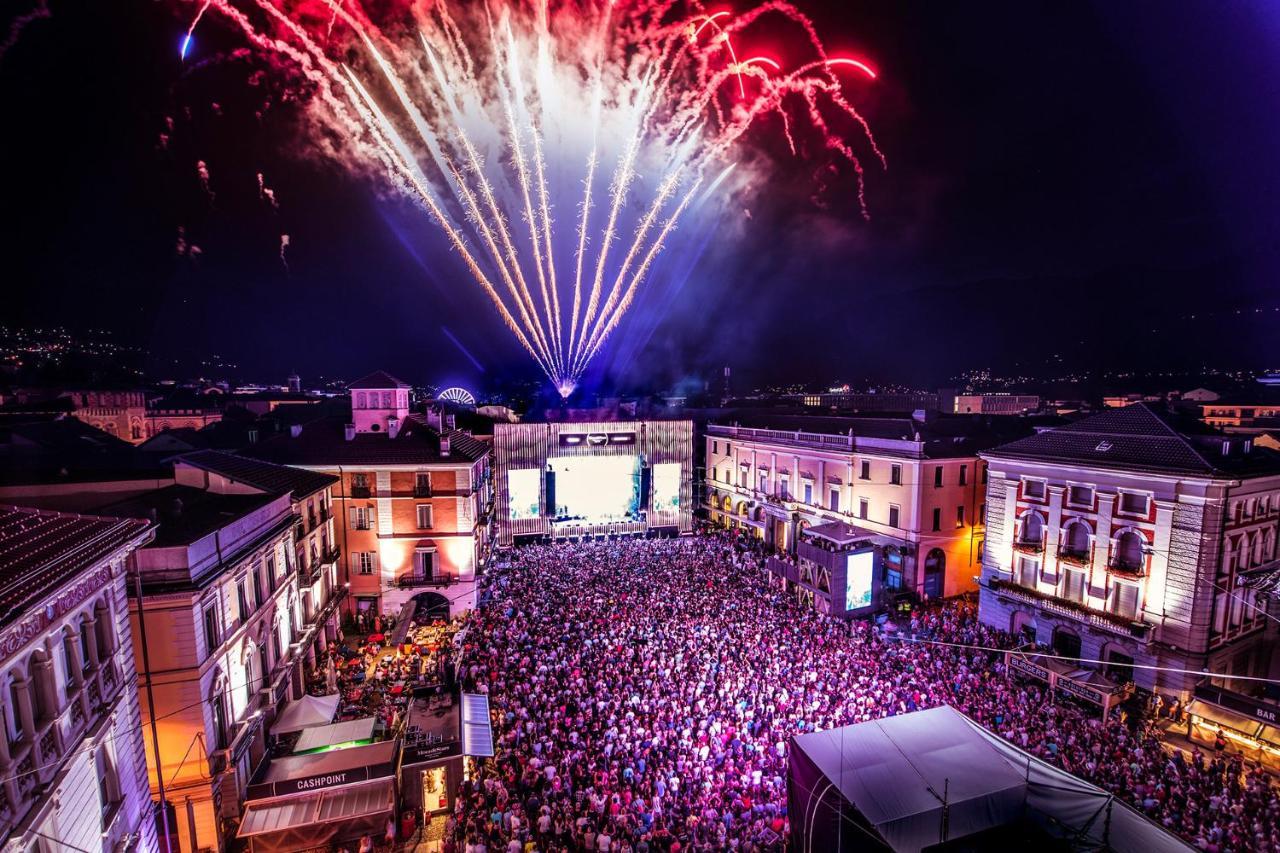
[348, 507, 358, 528]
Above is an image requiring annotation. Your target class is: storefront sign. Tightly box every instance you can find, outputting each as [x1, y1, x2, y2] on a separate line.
[1007, 655, 1050, 683]
[1195, 684, 1280, 726]
[1056, 678, 1105, 706]
[247, 762, 395, 799]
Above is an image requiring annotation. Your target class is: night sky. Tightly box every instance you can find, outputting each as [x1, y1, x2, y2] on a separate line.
[2, 1, 1278, 392]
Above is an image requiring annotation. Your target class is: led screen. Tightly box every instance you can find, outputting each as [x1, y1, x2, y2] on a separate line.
[845, 551, 874, 611]
[651, 462, 681, 513]
[507, 468, 542, 520]
[549, 455, 639, 520]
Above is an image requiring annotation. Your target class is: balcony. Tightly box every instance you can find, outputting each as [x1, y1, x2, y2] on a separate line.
[321, 545, 341, 564]
[1056, 548, 1090, 567]
[1107, 558, 1146, 578]
[414, 485, 433, 498]
[1012, 536, 1045, 555]
[395, 572, 459, 589]
[987, 577, 1152, 641]
[350, 485, 372, 499]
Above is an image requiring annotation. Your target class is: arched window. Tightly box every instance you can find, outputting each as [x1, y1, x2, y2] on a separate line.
[5, 674, 23, 743]
[923, 549, 945, 598]
[244, 645, 261, 709]
[25, 657, 45, 725]
[79, 619, 94, 672]
[94, 600, 114, 659]
[1020, 512, 1044, 545]
[1112, 530, 1145, 572]
[1052, 626, 1082, 659]
[1062, 521, 1090, 558]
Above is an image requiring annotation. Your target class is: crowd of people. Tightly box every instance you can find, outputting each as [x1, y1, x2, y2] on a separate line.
[439, 531, 1280, 853]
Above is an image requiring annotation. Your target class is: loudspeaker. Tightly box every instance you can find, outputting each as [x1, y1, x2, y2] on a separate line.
[545, 470, 556, 517]
[639, 464, 652, 509]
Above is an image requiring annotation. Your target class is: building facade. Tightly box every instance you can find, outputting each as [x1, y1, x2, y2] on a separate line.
[244, 371, 493, 620]
[704, 416, 991, 600]
[0, 506, 157, 852]
[952, 394, 1040, 415]
[977, 404, 1280, 699]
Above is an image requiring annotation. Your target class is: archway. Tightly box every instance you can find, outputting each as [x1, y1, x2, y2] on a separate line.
[1010, 611, 1037, 645]
[1052, 626, 1082, 659]
[923, 548, 945, 598]
[410, 591, 450, 624]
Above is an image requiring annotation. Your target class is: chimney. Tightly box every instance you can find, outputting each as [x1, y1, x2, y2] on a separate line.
[344, 423, 356, 441]
[440, 434, 451, 457]
[388, 416, 401, 439]
[290, 423, 303, 438]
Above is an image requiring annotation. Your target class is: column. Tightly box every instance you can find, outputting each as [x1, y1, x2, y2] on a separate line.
[11, 680, 35, 742]
[83, 616, 101, 670]
[1091, 492, 1117, 605]
[1045, 485, 1065, 590]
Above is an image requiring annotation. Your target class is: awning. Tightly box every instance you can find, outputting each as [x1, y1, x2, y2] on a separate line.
[294, 717, 377, 754]
[1188, 699, 1269, 739]
[461, 692, 494, 757]
[272, 693, 339, 735]
[238, 779, 394, 838]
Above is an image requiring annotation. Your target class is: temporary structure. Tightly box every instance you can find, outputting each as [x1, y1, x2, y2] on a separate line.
[272, 693, 340, 735]
[788, 705, 1193, 853]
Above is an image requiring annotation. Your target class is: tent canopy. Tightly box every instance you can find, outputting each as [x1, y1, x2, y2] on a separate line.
[294, 717, 377, 753]
[789, 705, 1193, 853]
[273, 693, 339, 735]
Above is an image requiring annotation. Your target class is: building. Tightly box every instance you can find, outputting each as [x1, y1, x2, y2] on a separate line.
[796, 391, 940, 412]
[144, 393, 224, 439]
[243, 370, 493, 621]
[952, 394, 1040, 415]
[1197, 400, 1280, 435]
[0, 505, 157, 852]
[977, 403, 1280, 700]
[492, 419, 694, 546]
[705, 414, 998, 600]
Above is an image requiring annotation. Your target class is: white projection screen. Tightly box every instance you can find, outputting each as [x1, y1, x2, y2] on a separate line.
[507, 468, 542, 520]
[845, 551, 874, 611]
[651, 462, 681, 513]
[549, 455, 639, 520]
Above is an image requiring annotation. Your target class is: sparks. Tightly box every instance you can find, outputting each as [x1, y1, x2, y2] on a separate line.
[179, 0, 883, 394]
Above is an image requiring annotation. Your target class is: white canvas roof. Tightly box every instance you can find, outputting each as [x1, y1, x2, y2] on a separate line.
[294, 717, 377, 753]
[273, 693, 340, 735]
[238, 779, 393, 838]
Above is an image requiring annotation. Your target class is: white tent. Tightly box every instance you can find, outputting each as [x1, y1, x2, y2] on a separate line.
[273, 693, 340, 735]
[789, 705, 1194, 853]
[294, 717, 377, 753]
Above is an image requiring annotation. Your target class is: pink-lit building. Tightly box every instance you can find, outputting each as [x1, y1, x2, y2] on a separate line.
[978, 403, 1280, 700]
[244, 371, 493, 621]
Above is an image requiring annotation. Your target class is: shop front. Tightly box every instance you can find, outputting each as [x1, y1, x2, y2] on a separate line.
[238, 740, 399, 852]
[1186, 684, 1280, 770]
[1005, 649, 1131, 716]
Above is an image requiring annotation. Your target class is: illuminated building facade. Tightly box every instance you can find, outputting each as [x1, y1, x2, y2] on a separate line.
[705, 415, 990, 600]
[103, 454, 336, 853]
[978, 403, 1280, 699]
[952, 394, 1040, 415]
[244, 371, 493, 619]
[492, 419, 694, 546]
[0, 506, 157, 852]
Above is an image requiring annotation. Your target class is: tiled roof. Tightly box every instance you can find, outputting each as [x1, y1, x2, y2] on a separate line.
[177, 450, 337, 500]
[241, 415, 488, 467]
[98, 485, 279, 547]
[984, 403, 1280, 477]
[0, 505, 151, 628]
[346, 371, 410, 390]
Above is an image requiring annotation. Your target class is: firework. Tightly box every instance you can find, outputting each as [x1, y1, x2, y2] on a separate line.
[182, 0, 882, 396]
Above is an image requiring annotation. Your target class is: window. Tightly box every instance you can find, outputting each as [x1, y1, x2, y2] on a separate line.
[349, 506, 373, 530]
[265, 557, 277, 591]
[931, 508, 941, 531]
[1112, 531, 1145, 572]
[779, 477, 789, 500]
[888, 505, 900, 528]
[354, 552, 376, 575]
[859, 461, 871, 480]
[829, 489, 840, 512]
[237, 581, 250, 623]
[890, 464, 902, 486]
[1020, 513, 1044, 545]
[981, 464, 988, 485]
[356, 392, 367, 408]
[959, 465, 968, 486]
[1118, 491, 1150, 516]
[351, 473, 370, 497]
[859, 498, 869, 520]
[211, 692, 228, 750]
[803, 483, 813, 505]
[978, 503, 986, 525]
[1022, 479, 1046, 500]
[1016, 556, 1039, 588]
[79, 620, 93, 671]
[415, 472, 432, 497]
[96, 747, 120, 822]
[1062, 521, 1090, 557]
[759, 473, 768, 493]
[934, 467, 943, 488]
[203, 607, 220, 653]
[1109, 581, 1139, 620]
[417, 504, 434, 529]
[956, 505, 965, 528]
[252, 569, 264, 607]
[6, 678, 23, 743]
[1061, 567, 1086, 603]
[1068, 485, 1093, 507]
[712, 441, 718, 455]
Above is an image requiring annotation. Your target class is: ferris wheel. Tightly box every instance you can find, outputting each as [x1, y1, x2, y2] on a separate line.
[437, 387, 477, 406]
